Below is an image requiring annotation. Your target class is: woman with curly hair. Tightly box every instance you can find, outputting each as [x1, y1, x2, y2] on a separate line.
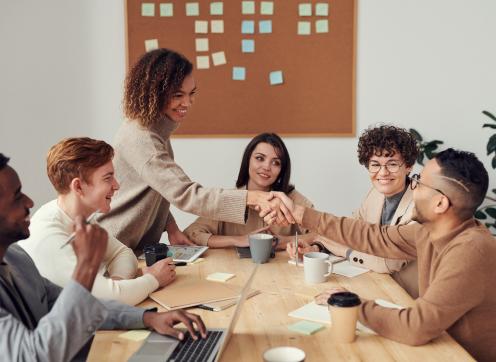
[288, 125, 420, 298]
[99, 49, 292, 255]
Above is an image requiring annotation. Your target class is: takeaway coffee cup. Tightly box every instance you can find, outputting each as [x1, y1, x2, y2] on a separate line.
[263, 346, 306, 362]
[303, 252, 333, 283]
[249, 233, 276, 263]
[328, 292, 361, 343]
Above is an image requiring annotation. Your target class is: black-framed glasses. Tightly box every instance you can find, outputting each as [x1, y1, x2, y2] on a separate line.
[367, 161, 404, 174]
[410, 174, 451, 206]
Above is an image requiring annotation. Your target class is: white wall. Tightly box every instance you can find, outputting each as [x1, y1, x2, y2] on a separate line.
[1, 0, 495, 233]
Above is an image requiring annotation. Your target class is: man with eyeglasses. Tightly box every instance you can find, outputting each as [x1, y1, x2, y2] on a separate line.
[271, 148, 496, 362]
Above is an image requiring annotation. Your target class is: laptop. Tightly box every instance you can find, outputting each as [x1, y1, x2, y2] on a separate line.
[129, 265, 259, 362]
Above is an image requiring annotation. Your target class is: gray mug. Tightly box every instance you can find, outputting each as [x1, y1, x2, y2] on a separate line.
[249, 233, 276, 264]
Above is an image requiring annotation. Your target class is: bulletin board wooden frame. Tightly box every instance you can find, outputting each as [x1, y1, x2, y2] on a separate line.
[125, 0, 356, 137]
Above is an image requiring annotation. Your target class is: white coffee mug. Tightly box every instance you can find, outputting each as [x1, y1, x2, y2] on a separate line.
[263, 346, 306, 362]
[303, 252, 333, 284]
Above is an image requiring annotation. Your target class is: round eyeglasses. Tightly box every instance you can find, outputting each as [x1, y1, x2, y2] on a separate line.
[367, 161, 404, 174]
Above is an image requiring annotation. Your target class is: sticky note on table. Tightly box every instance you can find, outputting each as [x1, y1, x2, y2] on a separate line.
[242, 1, 255, 14]
[142, 3, 155, 16]
[195, 20, 208, 34]
[211, 20, 224, 33]
[206, 272, 235, 282]
[241, 39, 255, 53]
[160, 3, 173, 17]
[315, 19, 328, 33]
[232, 67, 246, 80]
[186, 2, 199, 16]
[288, 320, 325, 335]
[144, 39, 159, 52]
[210, 2, 223, 15]
[188, 257, 204, 265]
[241, 20, 255, 34]
[119, 330, 151, 341]
[269, 70, 284, 85]
[196, 55, 210, 69]
[298, 3, 312, 16]
[260, 1, 274, 15]
[211, 51, 227, 66]
[195, 38, 209, 52]
[297, 21, 311, 35]
[259, 20, 272, 34]
[315, 2, 329, 16]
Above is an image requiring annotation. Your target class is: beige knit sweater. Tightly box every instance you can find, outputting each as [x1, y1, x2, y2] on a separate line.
[99, 118, 247, 252]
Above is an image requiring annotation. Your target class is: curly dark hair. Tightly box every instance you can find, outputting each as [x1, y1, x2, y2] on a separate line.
[357, 125, 419, 167]
[123, 49, 193, 128]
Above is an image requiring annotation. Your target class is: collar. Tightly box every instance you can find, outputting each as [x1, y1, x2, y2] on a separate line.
[150, 114, 179, 138]
[430, 218, 478, 253]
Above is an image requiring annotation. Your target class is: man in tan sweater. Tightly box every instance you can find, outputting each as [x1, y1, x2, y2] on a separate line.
[269, 148, 495, 362]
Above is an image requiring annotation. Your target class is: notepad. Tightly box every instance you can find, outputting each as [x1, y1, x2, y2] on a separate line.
[199, 289, 260, 311]
[207, 272, 235, 282]
[119, 330, 151, 341]
[332, 260, 369, 278]
[288, 320, 325, 335]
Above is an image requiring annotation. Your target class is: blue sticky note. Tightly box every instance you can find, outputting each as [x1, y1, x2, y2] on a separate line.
[232, 67, 246, 80]
[241, 39, 255, 53]
[269, 70, 283, 85]
[241, 20, 255, 34]
[259, 20, 272, 34]
[288, 321, 325, 335]
[210, 2, 223, 15]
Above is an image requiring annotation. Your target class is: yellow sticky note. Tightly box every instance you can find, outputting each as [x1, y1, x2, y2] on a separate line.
[207, 272, 235, 282]
[195, 38, 209, 52]
[119, 330, 151, 341]
[211, 51, 227, 66]
[196, 56, 210, 69]
[141, 3, 155, 16]
[315, 19, 328, 33]
[160, 3, 173, 17]
[189, 257, 205, 265]
[144, 39, 159, 52]
[260, 1, 274, 15]
[195, 20, 209, 34]
[211, 20, 224, 33]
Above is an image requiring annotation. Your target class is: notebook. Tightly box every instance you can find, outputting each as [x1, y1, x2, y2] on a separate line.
[198, 289, 260, 311]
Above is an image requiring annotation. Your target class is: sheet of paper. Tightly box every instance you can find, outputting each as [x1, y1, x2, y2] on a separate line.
[241, 20, 255, 34]
[144, 39, 159, 52]
[119, 330, 151, 341]
[211, 51, 227, 66]
[232, 67, 246, 80]
[195, 20, 208, 34]
[210, 2, 223, 15]
[196, 55, 210, 69]
[298, 3, 312, 17]
[160, 3, 173, 17]
[241, 39, 255, 53]
[259, 20, 272, 34]
[269, 70, 284, 85]
[141, 3, 155, 16]
[195, 38, 209, 52]
[315, 2, 329, 16]
[185, 2, 199, 16]
[298, 21, 311, 35]
[315, 19, 329, 33]
[332, 261, 369, 278]
[260, 1, 274, 15]
[242, 1, 255, 14]
[207, 272, 235, 282]
[211, 20, 224, 33]
[288, 320, 325, 335]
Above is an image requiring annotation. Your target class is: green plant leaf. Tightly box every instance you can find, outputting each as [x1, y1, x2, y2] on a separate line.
[416, 153, 424, 166]
[482, 110, 496, 122]
[492, 156, 496, 169]
[487, 134, 496, 155]
[475, 210, 487, 219]
[492, 188, 496, 194]
[485, 207, 496, 219]
[482, 123, 496, 129]
[409, 129, 423, 142]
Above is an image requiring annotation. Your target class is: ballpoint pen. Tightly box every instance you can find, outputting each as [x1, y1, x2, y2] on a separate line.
[60, 210, 100, 249]
[295, 231, 299, 267]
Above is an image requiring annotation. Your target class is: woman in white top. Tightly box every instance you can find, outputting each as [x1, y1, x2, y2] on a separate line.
[19, 137, 175, 305]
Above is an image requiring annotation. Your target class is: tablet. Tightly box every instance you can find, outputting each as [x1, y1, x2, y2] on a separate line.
[138, 245, 208, 263]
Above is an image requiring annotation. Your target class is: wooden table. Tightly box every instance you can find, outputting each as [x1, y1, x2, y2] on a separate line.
[88, 249, 474, 361]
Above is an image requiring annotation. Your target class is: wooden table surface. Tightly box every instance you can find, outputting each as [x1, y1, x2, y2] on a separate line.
[87, 248, 474, 361]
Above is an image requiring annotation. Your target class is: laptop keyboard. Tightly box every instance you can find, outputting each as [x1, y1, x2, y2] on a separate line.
[168, 330, 223, 362]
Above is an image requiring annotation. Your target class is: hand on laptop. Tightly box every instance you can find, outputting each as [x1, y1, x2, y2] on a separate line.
[143, 257, 176, 287]
[143, 310, 207, 341]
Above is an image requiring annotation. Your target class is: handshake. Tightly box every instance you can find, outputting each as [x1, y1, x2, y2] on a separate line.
[247, 190, 305, 226]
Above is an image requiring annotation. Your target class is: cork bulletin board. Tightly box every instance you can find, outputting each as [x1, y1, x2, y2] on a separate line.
[126, 0, 356, 136]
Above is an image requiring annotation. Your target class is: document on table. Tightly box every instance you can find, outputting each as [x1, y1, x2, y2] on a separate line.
[332, 260, 369, 278]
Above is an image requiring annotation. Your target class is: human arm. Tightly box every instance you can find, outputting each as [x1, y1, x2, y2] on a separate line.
[165, 215, 195, 246]
[104, 233, 138, 279]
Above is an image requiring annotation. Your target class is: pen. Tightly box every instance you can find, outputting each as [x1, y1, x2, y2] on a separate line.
[196, 304, 215, 311]
[295, 231, 299, 267]
[60, 211, 100, 249]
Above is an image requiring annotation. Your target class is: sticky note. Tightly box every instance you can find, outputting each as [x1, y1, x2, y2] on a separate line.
[315, 3, 329, 16]
[195, 38, 209, 52]
[269, 70, 283, 85]
[297, 21, 311, 35]
[195, 20, 208, 34]
[288, 321, 325, 335]
[211, 51, 227, 66]
[242, 1, 255, 14]
[259, 20, 272, 34]
[160, 3, 173, 17]
[260, 1, 274, 15]
[186, 3, 199, 16]
[141, 3, 155, 16]
[207, 272, 235, 282]
[241, 20, 255, 34]
[315, 19, 328, 33]
[196, 55, 210, 69]
[232, 67, 246, 80]
[119, 330, 151, 341]
[144, 39, 159, 52]
[241, 39, 255, 53]
[211, 20, 224, 33]
[298, 3, 312, 16]
[210, 2, 223, 15]
[188, 257, 204, 265]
